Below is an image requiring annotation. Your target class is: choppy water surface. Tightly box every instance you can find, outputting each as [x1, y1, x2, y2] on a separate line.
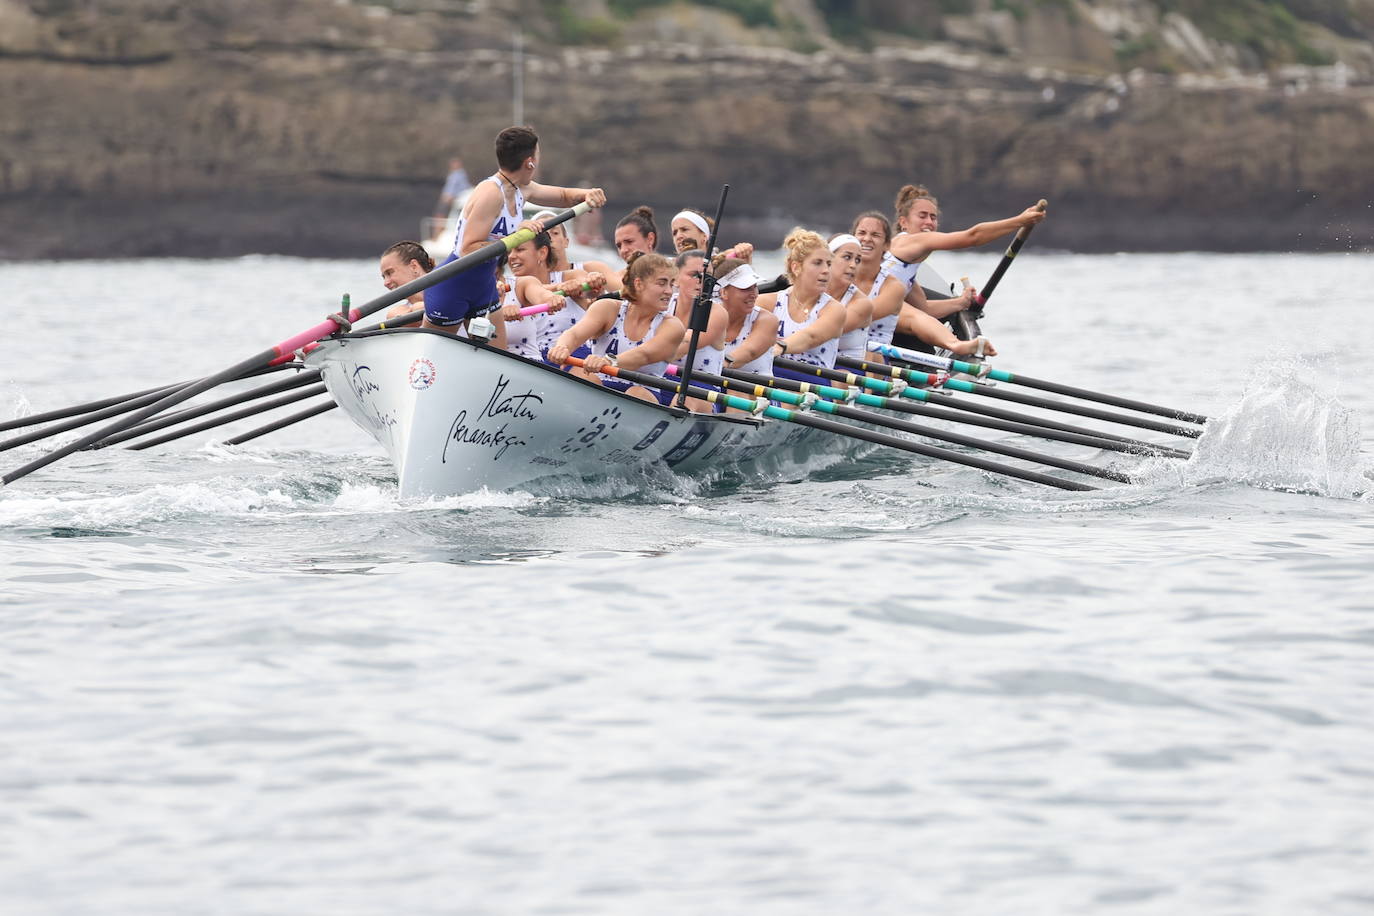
[2, 252, 1372, 914]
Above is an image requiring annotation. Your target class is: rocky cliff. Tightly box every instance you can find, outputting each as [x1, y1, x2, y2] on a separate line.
[2, 0, 1372, 258]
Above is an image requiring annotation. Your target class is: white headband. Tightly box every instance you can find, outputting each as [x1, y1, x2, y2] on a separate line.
[531, 210, 558, 224]
[672, 210, 711, 238]
[717, 263, 761, 290]
[828, 234, 861, 253]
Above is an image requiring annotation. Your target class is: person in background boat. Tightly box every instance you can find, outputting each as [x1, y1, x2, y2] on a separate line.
[378, 240, 434, 320]
[546, 252, 685, 405]
[423, 125, 606, 346]
[755, 229, 845, 382]
[715, 255, 779, 412]
[572, 176, 606, 246]
[670, 248, 728, 412]
[851, 208, 994, 359]
[668, 208, 755, 263]
[433, 156, 472, 224]
[824, 234, 876, 362]
[531, 208, 620, 293]
[886, 185, 1042, 354]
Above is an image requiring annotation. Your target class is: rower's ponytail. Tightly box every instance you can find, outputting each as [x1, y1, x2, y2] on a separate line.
[894, 184, 939, 225]
[781, 227, 827, 281]
[615, 205, 659, 248]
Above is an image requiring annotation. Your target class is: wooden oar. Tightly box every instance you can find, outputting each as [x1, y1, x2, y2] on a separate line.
[690, 365, 1187, 460]
[560, 356, 1096, 491]
[776, 355, 1202, 438]
[731, 363, 1163, 450]
[0, 381, 184, 434]
[223, 399, 337, 446]
[89, 372, 324, 449]
[0, 202, 593, 489]
[658, 365, 1131, 483]
[866, 342, 1210, 425]
[125, 386, 330, 451]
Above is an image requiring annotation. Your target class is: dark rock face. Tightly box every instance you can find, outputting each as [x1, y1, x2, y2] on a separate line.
[2, 0, 1372, 258]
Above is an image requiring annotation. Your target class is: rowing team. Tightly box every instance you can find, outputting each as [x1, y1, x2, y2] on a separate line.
[378, 125, 1046, 410]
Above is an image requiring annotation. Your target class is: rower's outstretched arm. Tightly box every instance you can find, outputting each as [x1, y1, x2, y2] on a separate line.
[616, 317, 686, 372]
[905, 281, 974, 320]
[525, 183, 607, 209]
[897, 304, 997, 358]
[889, 206, 1046, 263]
[724, 311, 779, 367]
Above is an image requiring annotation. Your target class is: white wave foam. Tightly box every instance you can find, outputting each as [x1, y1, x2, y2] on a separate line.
[1, 382, 32, 422]
[0, 482, 295, 528]
[1185, 357, 1368, 498]
[331, 482, 543, 513]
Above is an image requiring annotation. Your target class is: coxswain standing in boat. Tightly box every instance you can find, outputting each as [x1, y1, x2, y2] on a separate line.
[824, 234, 877, 363]
[547, 252, 685, 406]
[670, 248, 728, 412]
[668, 208, 755, 263]
[497, 230, 607, 362]
[378, 240, 434, 320]
[714, 255, 779, 413]
[887, 185, 1044, 354]
[756, 229, 846, 382]
[422, 125, 606, 345]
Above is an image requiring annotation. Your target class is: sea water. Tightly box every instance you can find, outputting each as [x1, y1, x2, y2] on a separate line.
[1, 251, 1372, 914]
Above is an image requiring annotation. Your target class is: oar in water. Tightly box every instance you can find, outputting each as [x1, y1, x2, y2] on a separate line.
[687, 364, 1187, 460]
[864, 342, 1210, 425]
[732, 362, 1167, 452]
[560, 356, 1096, 492]
[0, 381, 185, 434]
[0, 202, 595, 489]
[223, 400, 338, 446]
[125, 386, 329, 451]
[88, 371, 325, 450]
[659, 365, 1132, 483]
[777, 354, 1202, 439]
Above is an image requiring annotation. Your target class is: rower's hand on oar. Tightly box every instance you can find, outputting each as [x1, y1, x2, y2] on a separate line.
[582, 355, 613, 372]
[518, 218, 546, 236]
[723, 242, 754, 263]
[585, 188, 607, 208]
[954, 284, 979, 310]
[501, 303, 525, 321]
[1018, 205, 1047, 228]
[951, 336, 997, 358]
[548, 344, 571, 364]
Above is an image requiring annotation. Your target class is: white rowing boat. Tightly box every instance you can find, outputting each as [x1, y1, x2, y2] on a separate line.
[306, 329, 855, 499]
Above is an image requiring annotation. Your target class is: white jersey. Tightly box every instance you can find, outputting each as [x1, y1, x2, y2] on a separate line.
[774, 289, 839, 370]
[724, 305, 773, 377]
[880, 236, 921, 292]
[537, 292, 589, 355]
[861, 262, 899, 349]
[500, 283, 543, 362]
[593, 306, 672, 378]
[451, 174, 524, 256]
[834, 284, 869, 360]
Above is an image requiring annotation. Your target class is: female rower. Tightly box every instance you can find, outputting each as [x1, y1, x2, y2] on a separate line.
[547, 252, 685, 405]
[532, 209, 619, 292]
[852, 206, 995, 359]
[670, 248, 728, 412]
[886, 185, 1044, 355]
[378, 240, 434, 320]
[756, 229, 845, 382]
[498, 231, 604, 362]
[668, 208, 755, 263]
[825, 234, 876, 362]
[715, 256, 779, 411]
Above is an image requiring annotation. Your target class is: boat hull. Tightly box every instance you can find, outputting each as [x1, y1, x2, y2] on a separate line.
[306, 329, 852, 498]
